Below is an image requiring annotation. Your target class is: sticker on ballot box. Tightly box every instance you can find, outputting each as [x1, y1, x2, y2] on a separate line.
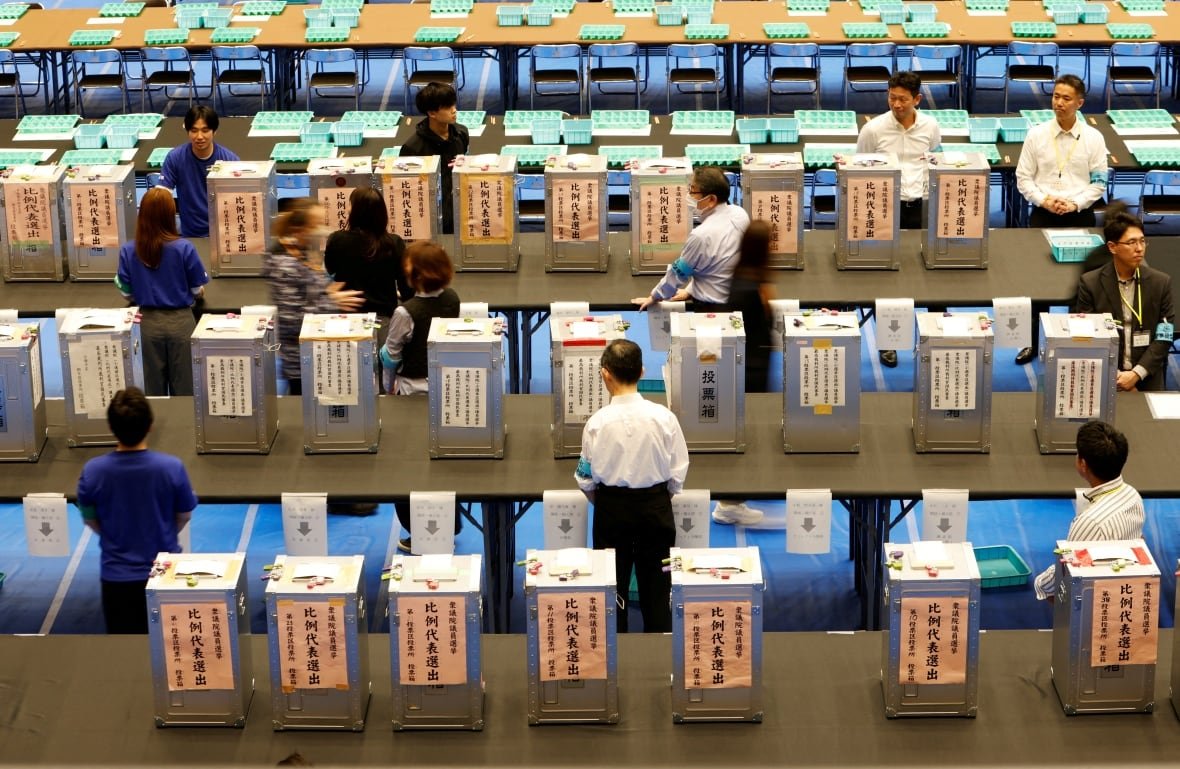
[1090, 577, 1158, 668]
[397, 595, 468, 685]
[900, 596, 968, 686]
[161, 602, 237, 691]
[682, 600, 753, 689]
[277, 598, 350, 692]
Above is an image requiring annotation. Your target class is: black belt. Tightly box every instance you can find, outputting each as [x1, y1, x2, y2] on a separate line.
[596, 481, 669, 494]
[901, 199, 922, 208]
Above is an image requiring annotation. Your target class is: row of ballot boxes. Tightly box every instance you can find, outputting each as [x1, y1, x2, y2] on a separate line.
[145, 548, 764, 729]
[0, 307, 1121, 461]
[2, 150, 986, 281]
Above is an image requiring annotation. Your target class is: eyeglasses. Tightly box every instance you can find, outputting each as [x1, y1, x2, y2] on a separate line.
[1115, 237, 1148, 248]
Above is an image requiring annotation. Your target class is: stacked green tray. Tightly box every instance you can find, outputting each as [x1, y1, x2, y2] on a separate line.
[613, 0, 654, 13]
[147, 146, 170, 168]
[787, 0, 828, 10]
[1119, 0, 1163, 11]
[1128, 146, 1180, 167]
[1106, 23, 1155, 39]
[270, 143, 336, 162]
[1020, 108, 1055, 125]
[17, 115, 81, 134]
[341, 111, 403, 131]
[591, 110, 650, 132]
[901, 21, 949, 37]
[802, 144, 857, 167]
[211, 27, 261, 43]
[0, 150, 49, 169]
[1107, 109, 1174, 129]
[500, 144, 564, 167]
[104, 113, 164, 133]
[965, 0, 1007, 10]
[61, 149, 128, 166]
[763, 23, 811, 38]
[456, 110, 487, 128]
[1011, 21, 1056, 37]
[414, 26, 462, 42]
[842, 22, 889, 38]
[923, 110, 968, 131]
[68, 30, 120, 46]
[99, 2, 144, 17]
[174, 2, 218, 11]
[672, 110, 735, 132]
[579, 24, 626, 40]
[0, 31, 19, 47]
[252, 111, 315, 132]
[532, 0, 575, 13]
[857, 0, 886, 10]
[684, 144, 749, 167]
[306, 27, 349, 42]
[429, 0, 473, 13]
[144, 29, 190, 45]
[0, 4, 29, 20]
[796, 109, 857, 132]
[684, 23, 728, 39]
[598, 145, 664, 168]
[673, 0, 714, 10]
[949, 143, 1002, 163]
[322, 0, 363, 7]
[238, 1, 287, 15]
[504, 110, 565, 132]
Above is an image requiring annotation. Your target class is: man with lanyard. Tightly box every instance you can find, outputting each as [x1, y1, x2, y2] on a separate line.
[1034, 421, 1144, 603]
[633, 166, 750, 313]
[1014, 74, 1109, 365]
[855, 70, 941, 368]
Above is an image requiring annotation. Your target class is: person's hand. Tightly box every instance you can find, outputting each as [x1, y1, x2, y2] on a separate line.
[633, 295, 658, 311]
[327, 282, 364, 312]
[1116, 370, 1141, 392]
[669, 289, 691, 303]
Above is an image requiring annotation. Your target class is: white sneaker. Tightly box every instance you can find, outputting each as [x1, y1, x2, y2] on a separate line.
[711, 502, 764, 525]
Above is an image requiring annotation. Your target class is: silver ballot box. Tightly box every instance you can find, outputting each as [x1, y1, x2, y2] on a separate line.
[544, 153, 609, 272]
[388, 554, 485, 731]
[922, 152, 990, 269]
[298, 312, 380, 454]
[740, 152, 804, 270]
[667, 312, 746, 453]
[378, 155, 441, 243]
[1172, 558, 1180, 719]
[1051, 538, 1160, 715]
[670, 547, 764, 723]
[427, 316, 506, 459]
[1035, 312, 1118, 454]
[57, 307, 144, 447]
[1, 164, 67, 281]
[0, 319, 47, 461]
[782, 311, 861, 453]
[62, 164, 136, 281]
[629, 157, 693, 275]
[550, 313, 628, 458]
[836, 153, 901, 270]
[913, 312, 994, 453]
[146, 552, 254, 727]
[265, 554, 371, 730]
[524, 547, 618, 725]
[207, 160, 277, 277]
[881, 541, 981, 718]
[308, 157, 373, 232]
[452, 154, 519, 271]
[191, 312, 279, 454]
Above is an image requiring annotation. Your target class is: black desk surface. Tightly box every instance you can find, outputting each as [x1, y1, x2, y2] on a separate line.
[6, 228, 1088, 317]
[7, 392, 1177, 504]
[2, 630, 1179, 766]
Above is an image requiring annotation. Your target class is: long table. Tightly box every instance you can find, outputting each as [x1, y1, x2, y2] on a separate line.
[7, 391, 1179, 631]
[2, 630, 1179, 765]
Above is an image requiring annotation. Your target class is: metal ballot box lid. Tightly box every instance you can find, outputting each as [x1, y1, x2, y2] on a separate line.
[525, 547, 616, 590]
[782, 310, 861, 454]
[389, 553, 483, 596]
[265, 554, 365, 596]
[545, 153, 608, 176]
[629, 157, 694, 276]
[883, 541, 982, 584]
[299, 312, 377, 343]
[427, 315, 504, 346]
[1036, 312, 1119, 454]
[64, 163, 134, 184]
[551, 313, 628, 346]
[208, 160, 277, 181]
[1057, 538, 1159, 579]
[194, 312, 271, 341]
[59, 305, 139, 336]
[922, 151, 990, 269]
[836, 153, 901, 270]
[741, 152, 804, 270]
[376, 155, 442, 244]
[378, 155, 441, 177]
[147, 552, 247, 593]
[670, 546, 763, 588]
[308, 157, 374, 231]
[308, 156, 373, 178]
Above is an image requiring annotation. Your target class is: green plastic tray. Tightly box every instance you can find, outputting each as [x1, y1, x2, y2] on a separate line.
[967, 117, 999, 142]
[842, 22, 889, 38]
[61, 149, 128, 166]
[613, 0, 654, 13]
[1130, 148, 1180, 167]
[18, 114, 81, 133]
[270, 142, 336, 162]
[598, 145, 663, 168]
[905, 2, 938, 22]
[429, 0, 473, 13]
[211, 27, 261, 43]
[456, 110, 486, 128]
[1106, 23, 1155, 39]
[69, 30, 119, 46]
[341, 110, 403, 131]
[238, 1, 287, 15]
[1046, 0, 1080, 23]
[0, 150, 48, 169]
[532, 0, 575, 13]
[322, 0, 363, 8]
[500, 144, 563, 167]
[0, 4, 29, 20]
[684, 143, 749, 167]
[763, 22, 811, 38]
[0, 31, 19, 47]
[965, 0, 1007, 10]
[305, 27, 349, 42]
[147, 146, 170, 168]
[998, 116, 1030, 142]
[796, 109, 857, 131]
[1048, 232, 1103, 262]
[788, 0, 828, 11]
[591, 109, 650, 131]
[526, 8, 552, 25]
[579, 24, 626, 41]
[902, 21, 949, 37]
[1119, 0, 1163, 11]
[684, 23, 728, 39]
[504, 110, 565, 132]
[1011, 21, 1057, 37]
[252, 111, 315, 131]
[104, 113, 163, 132]
[562, 119, 593, 145]
[1107, 109, 1174, 128]
[144, 28, 190, 45]
[1080, 3, 1108, 23]
[950, 142, 1001, 163]
[672, 110, 735, 132]
[414, 26, 463, 42]
[175, 2, 218, 11]
[973, 545, 1030, 588]
[767, 116, 799, 143]
[99, 2, 144, 17]
[299, 122, 334, 143]
[923, 109, 969, 130]
[802, 144, 857, 167]
[655, 5, 684, 25]
[379, 146, 403, 159]
[497, 5, 523, 25]
[1020, 108, 1055, 125]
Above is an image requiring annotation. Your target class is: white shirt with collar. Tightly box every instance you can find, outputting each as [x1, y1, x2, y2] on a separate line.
[650, 202, 750, 305]
[575, 392, 689, 495]
[855, 109, 942, 202]
[1015, 116, 1109, 211]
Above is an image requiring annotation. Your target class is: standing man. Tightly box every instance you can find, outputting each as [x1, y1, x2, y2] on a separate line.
[632, 165, 750, 314]
[77, 388, 198, 633]
[1075, 206, 1174, 391]
[158, 105, 240, 239]
[399, 82, 470, 235]
[1015, 74, 1110, 365]
[1034, 421, 1144, 602]
[575, 340, 689, 633]
[856, 70, 942, 368]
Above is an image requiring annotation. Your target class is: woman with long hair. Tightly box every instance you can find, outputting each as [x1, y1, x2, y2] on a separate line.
[115, 187, 209, 396]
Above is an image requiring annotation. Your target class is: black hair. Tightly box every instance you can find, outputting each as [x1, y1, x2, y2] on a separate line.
[692, 166, 730, 205]
[888, 71, 922, 97]
[1076, 421, 1129, 482]
[184, 104, 220, 133]
[600, 339, 643, 385]
[1102, 201, 1144, 245]
[107, 387, 153, 447]
[415, 82, 458, 115]
[1055, 74, 1086, 98]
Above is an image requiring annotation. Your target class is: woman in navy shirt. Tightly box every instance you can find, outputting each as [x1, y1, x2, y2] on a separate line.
[115, 187, 209, 396]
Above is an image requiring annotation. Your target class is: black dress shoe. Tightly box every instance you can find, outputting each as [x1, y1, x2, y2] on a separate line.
[1015, 347, 1035, 365]
[879, 349, 898, 368]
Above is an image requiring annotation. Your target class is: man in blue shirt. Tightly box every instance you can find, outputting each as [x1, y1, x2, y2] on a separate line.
[159, 105, 239, 238]
[77, 388, 198, 634]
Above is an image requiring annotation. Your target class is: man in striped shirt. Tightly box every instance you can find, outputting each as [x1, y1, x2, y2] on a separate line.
[1034, 421, 1145, 601]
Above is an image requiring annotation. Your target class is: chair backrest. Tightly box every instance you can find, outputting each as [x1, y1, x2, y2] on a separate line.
[142, 46, 190, 63]
[913, 44, 962, 62]
[0, 49, 14, 67]
[212, 45, 262, 61]
[1144, 170, 1180, 188]
[845, 42, 895, 58]
[532, 43, 582, 60]
[275, 172, 311, 190]
[73, 49, 122, 66]
[588, 42, 638, 58]
[668, 43, 719, 59]
[516, 173, 546, 191]
[306, 47, 356, 65]
[404, 45, 455, 63]
[813, 168, 838, 186]
[769, 42, 819, 58]
[1008, 41, 1057, 57]
[1110, 41, 1160, 59]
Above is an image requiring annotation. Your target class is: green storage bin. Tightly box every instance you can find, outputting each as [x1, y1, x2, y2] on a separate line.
[561, 119, 593, 145]
[497, 5, 524, 25]
[530, 118, 562, 145]
[655, 5, 684, 25]
[1080, 3, 1108, 23]
[203, 8, 232, 28]
[973, 546, 1031, 588]
[736, 118, 768, 144]
[998, 116, 1031, 142]
[967, 117, 999, 142]
[300, 122, 334, 143]
[526, 7, 553, 25]
[767, 117, 800, 143]
[73, 124, 106, 150]
[1048, 233, 1103, 262]
[332, 121, 365, 147]
[103, 123, 139, 149]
